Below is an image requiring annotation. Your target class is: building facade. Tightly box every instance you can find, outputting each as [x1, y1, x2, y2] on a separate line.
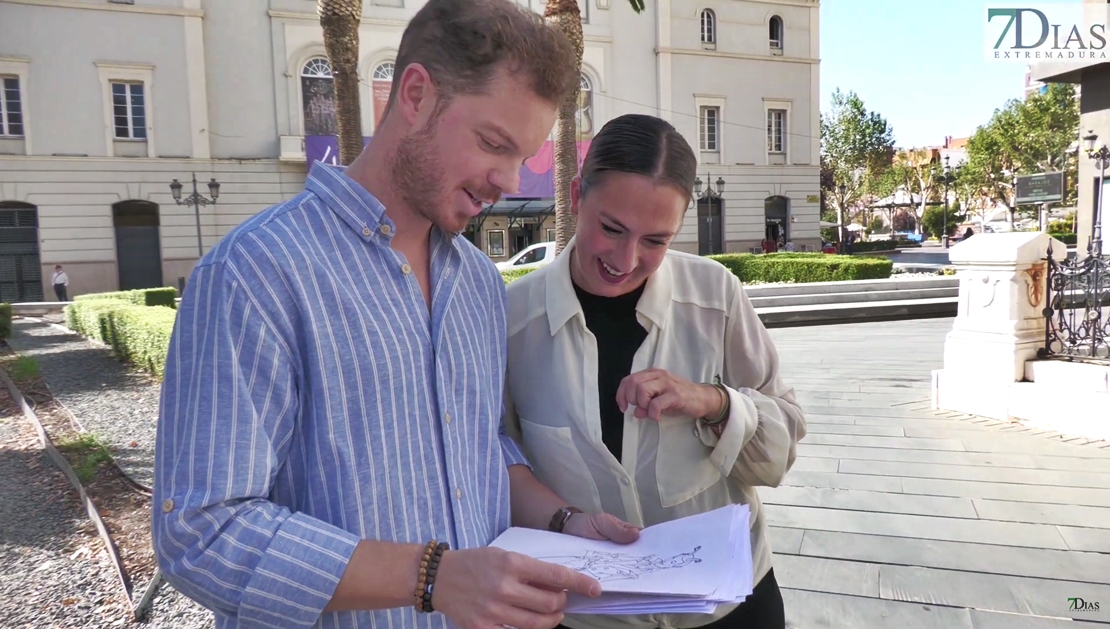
[0, 0, 820, 299]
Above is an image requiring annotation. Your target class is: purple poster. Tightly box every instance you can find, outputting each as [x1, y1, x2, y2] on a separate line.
[305, 135, 591, 199]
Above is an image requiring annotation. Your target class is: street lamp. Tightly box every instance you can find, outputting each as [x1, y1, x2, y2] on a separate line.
[170, 173, 220, 258]
[939, 155, 960, 249]
[837, 182, 847, 254]
[693, 174, 725, 254]
[1083, 131, 1108, 255]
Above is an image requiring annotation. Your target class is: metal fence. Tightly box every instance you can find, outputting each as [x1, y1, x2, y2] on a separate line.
[1039, 239, 1110, 364]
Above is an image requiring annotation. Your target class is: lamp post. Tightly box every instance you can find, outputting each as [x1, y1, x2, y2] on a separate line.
[837, 182, 847, 254]
[1084, 131, 1108, 256]
[170, 173, 220, 258]
[693, 175, 725, 254]
[939, 155, 960, 249]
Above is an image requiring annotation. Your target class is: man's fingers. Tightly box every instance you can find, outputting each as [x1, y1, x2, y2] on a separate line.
[529, 560, 602, 598]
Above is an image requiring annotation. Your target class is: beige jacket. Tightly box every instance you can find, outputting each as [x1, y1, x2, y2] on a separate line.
[502, 238, 807, 629]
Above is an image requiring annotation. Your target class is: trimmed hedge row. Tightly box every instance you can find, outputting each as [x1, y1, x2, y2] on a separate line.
[0, 303, 11, 339]
[65, 298, 177, 380]
[75, 287, 178, 309]
[499, 252, 893, 285]
[709, 252, 892, 283]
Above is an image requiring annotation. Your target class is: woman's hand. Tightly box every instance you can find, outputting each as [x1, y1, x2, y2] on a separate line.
[616, 368, 725, 422]
[562, 512, 641, 544]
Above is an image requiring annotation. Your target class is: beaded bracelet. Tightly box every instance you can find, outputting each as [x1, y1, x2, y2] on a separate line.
[414, 541, 450, 613]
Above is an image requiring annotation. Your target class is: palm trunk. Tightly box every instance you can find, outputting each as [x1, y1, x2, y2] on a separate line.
[545, 0, 584, 256]
[319, 0, 363, 165]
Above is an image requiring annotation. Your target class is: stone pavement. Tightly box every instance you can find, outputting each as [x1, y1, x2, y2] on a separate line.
[763, 317, 1110, 628]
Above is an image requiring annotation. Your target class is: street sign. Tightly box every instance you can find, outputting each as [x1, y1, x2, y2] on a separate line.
[1015, 172, 1064, 205]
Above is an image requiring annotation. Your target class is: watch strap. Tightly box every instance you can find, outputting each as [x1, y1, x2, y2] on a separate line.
[548, 506, 583, 533]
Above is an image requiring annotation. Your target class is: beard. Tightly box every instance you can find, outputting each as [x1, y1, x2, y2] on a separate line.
[390, 115, 461, 233]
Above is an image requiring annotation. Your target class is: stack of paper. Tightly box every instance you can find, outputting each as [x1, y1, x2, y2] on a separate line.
[488, 503, 753, 615]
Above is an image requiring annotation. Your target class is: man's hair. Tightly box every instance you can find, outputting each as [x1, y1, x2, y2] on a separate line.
[389, 0, 579, 114]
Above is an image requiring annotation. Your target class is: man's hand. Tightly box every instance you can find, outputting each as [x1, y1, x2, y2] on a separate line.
[616, 367, 723, 422]
[562, 512, 641, 545]
[431, 547, 601, 629]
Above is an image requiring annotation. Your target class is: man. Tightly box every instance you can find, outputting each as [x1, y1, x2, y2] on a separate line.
[152, 0, 638, 627]
[52, 265, 68, 301]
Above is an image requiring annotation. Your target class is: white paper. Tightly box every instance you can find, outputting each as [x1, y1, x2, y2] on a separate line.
[488, 504, 753, 615]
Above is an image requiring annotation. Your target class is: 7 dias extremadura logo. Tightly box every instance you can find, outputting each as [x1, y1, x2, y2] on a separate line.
[987, 4, 1109, 61]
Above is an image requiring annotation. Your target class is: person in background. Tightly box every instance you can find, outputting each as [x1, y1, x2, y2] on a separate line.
[52, 265, 68, 302]
[152, 1, 639, 628]
[502, 114, 807, 629]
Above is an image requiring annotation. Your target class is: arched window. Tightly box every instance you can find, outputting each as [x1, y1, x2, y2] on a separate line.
[700, 9, 716, 46]
[769, 15, 783, 53]
[577, 74, 594, 140]
[301, 57, 337, 136]
[371, 61, 395, 128]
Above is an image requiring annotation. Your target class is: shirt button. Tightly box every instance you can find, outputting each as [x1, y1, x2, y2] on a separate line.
[620, 477, 631, 487]
[445, 412, 452, 424]
[456, 487, 462, 499]
[161, 499, 175, 513]
[380, 224, 392, 235]
[362, 227, 371, 236]
[401, 264, 412, 275]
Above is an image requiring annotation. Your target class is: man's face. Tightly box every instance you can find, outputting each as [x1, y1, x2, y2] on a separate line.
[392, 67, 558, 234]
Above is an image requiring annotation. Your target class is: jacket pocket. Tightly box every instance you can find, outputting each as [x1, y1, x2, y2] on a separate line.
[655, 418, 723, 508]
[518, 416, 602, 512]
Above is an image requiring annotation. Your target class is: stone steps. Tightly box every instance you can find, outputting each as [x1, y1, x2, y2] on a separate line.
[749, 276, 960, 327]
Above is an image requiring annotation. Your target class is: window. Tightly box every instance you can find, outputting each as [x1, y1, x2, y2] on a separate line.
[767, 108, 785, 154]
[487, 230, 506, 257]
[514, 246, 547, 265]
[112, 82, 146, 139]
[0, 76, 22, 137]
[700, 9, 716, 47]
[371, 61, 394, 129]
[546, 228, 555, 242]
[301, 57, 337, 136]
[699, 106, 719, 152]
[769, 15, 783, 54]
[577, 74, 594, 139]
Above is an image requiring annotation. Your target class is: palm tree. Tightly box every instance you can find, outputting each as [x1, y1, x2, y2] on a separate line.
[318, 0, 364, 165]
[545, 0, 643, 254]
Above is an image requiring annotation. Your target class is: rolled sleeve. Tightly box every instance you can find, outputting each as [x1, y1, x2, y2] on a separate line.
[500, 423, 532, 468]
[153, 259, 358, 627]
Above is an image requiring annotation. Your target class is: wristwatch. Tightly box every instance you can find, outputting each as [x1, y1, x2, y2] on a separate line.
[548, 506, 583, 533]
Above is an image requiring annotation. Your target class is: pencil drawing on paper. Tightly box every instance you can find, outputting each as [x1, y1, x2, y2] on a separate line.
[538, 546, 703, 582]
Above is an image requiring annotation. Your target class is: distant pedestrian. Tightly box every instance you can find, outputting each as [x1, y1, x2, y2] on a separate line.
[52, 265, 68, 302]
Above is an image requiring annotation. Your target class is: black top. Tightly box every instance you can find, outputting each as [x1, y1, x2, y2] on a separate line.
[572, 280, 649, 462]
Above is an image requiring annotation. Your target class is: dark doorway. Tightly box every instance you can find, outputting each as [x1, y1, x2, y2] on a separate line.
[0, 201, 43, 302]
[113, 200, 163, 290]
[764, 196, 789, 247]
[697, 197, 724, 255]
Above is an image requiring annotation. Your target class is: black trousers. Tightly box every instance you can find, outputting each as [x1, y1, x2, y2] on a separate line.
[557, 568, 785, 629]
[53, 283, 68, 302]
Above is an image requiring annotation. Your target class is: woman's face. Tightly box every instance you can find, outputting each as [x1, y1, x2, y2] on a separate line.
[569, 171, 688, 297]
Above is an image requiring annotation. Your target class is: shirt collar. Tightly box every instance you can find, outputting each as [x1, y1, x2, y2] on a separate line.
[545, 236, 673, 336]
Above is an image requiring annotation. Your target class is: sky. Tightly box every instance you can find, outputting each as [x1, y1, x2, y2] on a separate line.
[820, 0, 1073, 149]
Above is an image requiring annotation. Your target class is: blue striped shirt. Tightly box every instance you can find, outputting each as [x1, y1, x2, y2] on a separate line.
[153, 162, 528, 629]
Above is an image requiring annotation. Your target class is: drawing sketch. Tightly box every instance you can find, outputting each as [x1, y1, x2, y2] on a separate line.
[538, 546, 703, 582]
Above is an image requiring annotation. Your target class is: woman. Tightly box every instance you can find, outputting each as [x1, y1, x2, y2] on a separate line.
[502, 113, 806, 629]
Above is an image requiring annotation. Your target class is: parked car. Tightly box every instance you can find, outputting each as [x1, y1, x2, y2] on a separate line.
[495, 241, 556, 271]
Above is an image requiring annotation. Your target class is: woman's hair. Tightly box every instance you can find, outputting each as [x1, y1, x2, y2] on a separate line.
[578, 114, 698, 205]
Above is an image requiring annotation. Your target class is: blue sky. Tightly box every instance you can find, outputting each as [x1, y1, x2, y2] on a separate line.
[820, 0, 1071, 148]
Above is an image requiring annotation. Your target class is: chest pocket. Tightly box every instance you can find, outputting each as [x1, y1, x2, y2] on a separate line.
[655, 417, 724, 508]
[517, 416, 603, 513]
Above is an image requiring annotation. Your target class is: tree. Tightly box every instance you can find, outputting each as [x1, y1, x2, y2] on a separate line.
[548, 0, 644, 254]
[820, 89, 895, 244]
[318, 0, 364, 165]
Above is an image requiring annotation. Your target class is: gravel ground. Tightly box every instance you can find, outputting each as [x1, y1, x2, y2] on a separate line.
[0, 385, 130, 628]
[7, 318, 160, 489]
[4, 318, 216, 629]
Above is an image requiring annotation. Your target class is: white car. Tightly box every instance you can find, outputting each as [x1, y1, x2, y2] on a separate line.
[495, 241, 556, 271]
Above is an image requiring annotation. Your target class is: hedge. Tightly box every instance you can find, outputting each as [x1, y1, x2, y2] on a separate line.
[500, 252, 892, 285]
[0, 303, 11, 339]
[65, 299, 177, 380]
[1049, 232, 1078, 246]
[74, 287, 178, 309]
[708, 252, 892, 283]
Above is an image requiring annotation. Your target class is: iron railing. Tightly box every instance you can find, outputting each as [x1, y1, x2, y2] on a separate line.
[1040, 238, 1110, 364]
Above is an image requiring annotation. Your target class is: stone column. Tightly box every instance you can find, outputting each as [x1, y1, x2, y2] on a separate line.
[931, 232, 1066, 420]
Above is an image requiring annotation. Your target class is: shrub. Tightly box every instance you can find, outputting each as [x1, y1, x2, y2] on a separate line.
[1049, 232, 1077, 246]
[708, 252, 892, 284]
[74, 287, 177, 309]
[849, 240, 898, 253]
[64, 299, 176, 380]
[501, 268, 537, 284]
[0, 303, 11, 339]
